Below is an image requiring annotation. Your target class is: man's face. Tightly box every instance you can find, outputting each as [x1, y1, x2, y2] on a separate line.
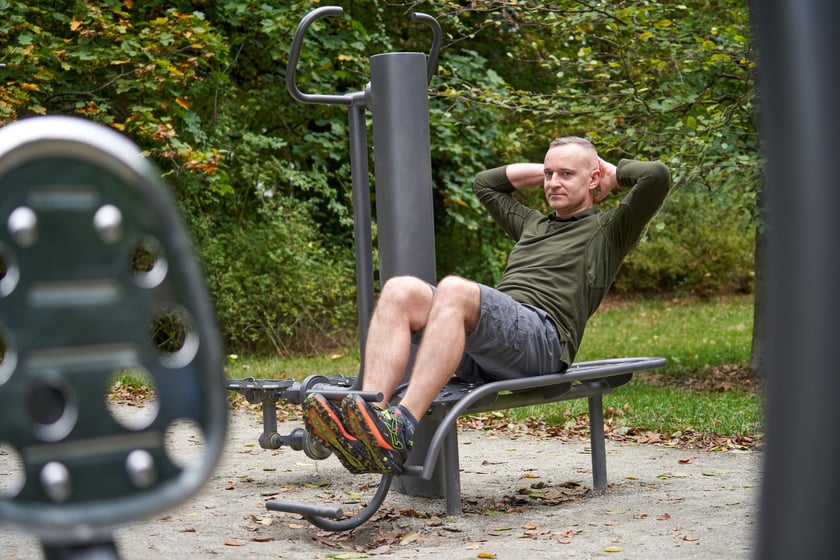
[542, 144, 599, 218]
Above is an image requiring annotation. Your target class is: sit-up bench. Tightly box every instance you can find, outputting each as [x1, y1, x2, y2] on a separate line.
[228, 356, 666, 531]
[401, 357, 667, 514]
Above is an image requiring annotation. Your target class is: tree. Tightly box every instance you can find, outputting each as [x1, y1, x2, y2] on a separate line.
[1, 0, 759, 356]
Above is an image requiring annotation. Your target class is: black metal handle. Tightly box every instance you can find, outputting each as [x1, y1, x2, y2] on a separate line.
[286, 7, 442, 106]
[266, 473, 394, 531]
[411, 12, 442, 85]
[286, 6, 353, 106]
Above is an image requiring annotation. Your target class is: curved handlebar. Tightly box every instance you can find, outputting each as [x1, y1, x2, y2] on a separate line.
[286, 6, 353, 106]
[411, 12, 442, 86]
[286, 6, 443, 106]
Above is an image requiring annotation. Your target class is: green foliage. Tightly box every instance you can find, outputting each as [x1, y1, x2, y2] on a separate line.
[1, 1, 232, 187]
[615, 185, 755, 295]
[190, 195, 357, 355]
[1, 0, 758, 353]
[403, 0, 758, 283]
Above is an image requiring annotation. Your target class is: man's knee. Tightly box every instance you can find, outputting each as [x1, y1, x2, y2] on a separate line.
[433, 276, 481, 326]
[435, 275, 478, 301]
[379, 276, 433, 310]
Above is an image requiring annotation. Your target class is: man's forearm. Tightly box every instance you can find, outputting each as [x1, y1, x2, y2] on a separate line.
[505, 163, 544, 191]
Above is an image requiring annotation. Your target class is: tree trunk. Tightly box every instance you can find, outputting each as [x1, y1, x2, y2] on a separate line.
[749, 179, 766, 378]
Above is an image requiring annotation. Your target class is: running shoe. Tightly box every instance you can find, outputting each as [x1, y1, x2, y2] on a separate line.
[302, 393, 377, 474]
[342, 394, 414, 475]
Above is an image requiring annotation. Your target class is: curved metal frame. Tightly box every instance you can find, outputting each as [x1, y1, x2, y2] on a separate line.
[286, 6, 442, 107]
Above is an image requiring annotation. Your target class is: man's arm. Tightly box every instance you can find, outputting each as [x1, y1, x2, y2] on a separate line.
[505, 163, 544, 191]
[605, 159, 672, 255]
[473, 164, 542, 241]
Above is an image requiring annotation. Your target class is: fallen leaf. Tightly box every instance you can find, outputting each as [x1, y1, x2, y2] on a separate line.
[683, 535, 700, 542]
[477, 553, 497, 559]
[605, 546, 624, 552]
[224, 539, 245, 547]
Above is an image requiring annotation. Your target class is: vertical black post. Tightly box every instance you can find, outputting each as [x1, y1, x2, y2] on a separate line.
[751, 2, 840, 558]
[587, 392, 607, 492]
[369, 52, 437, 285]
[347, 94, 375, 371]
[369, 51, 442, 498]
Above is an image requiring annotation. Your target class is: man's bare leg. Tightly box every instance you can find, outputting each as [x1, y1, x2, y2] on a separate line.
[398, 276, 481, 421]
[361, 276, 434, 404]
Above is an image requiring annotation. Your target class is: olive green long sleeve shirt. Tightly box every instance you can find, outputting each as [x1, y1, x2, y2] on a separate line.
[473, 159, 671, 366]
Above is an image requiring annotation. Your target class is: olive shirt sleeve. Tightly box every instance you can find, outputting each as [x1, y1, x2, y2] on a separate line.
[607, 159, 672, 254]
[473, 165, 540, 241]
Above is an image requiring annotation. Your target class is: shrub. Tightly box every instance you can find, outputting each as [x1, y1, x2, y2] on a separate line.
[189, 196, 358, 356]
[613, 186, 755, 296]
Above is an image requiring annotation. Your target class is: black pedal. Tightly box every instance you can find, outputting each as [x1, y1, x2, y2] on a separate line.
[0, 117, 227, 548]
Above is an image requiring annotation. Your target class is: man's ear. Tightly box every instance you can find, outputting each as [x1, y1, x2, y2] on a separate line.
[589, 167, 602, 190]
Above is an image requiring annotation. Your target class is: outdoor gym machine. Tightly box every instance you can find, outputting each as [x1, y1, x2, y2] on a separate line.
[225, 6, 667, 532]
[225, 5, 446, 529]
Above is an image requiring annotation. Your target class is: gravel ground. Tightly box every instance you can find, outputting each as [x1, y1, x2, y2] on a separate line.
[1, 407, 761, 559]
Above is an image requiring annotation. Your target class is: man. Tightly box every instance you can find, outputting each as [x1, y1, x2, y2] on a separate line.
[303, 136, 671, 474]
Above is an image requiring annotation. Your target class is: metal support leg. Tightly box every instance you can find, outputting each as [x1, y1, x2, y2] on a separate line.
[442, 427, 462, 515]
[394, 406, 449, 499]
[42, 538, 119, 560]
[588, 389, 608, 492]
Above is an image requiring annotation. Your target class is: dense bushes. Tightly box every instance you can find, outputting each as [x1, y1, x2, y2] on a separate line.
[1, 0, 758, 355]
[614, 186, 755, 296]
[188, 197, 358, 354]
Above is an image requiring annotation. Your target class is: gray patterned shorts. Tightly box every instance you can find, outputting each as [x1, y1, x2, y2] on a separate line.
[415, 283, 566, 383]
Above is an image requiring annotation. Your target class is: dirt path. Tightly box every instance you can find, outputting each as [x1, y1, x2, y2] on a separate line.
[1, 408, 761, 559]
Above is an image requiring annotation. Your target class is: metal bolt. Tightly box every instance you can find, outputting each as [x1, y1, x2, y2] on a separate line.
[7, 207, 37, 248]
[126, 449, 156, 489]
[93, 204, 123, 243]
[40, 461, 71, 503]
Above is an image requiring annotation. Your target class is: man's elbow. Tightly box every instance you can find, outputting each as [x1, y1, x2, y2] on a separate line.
[651, 161, 671, 186]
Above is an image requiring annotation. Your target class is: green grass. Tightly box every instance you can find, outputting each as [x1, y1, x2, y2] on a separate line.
[576, 295, 754, 375]
[227, 294, 763, 443]
[226, 350, 361, 381]
[511, 294, 761, 440]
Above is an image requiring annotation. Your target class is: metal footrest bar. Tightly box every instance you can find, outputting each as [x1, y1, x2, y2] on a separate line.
[266, 474, 394, 532]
